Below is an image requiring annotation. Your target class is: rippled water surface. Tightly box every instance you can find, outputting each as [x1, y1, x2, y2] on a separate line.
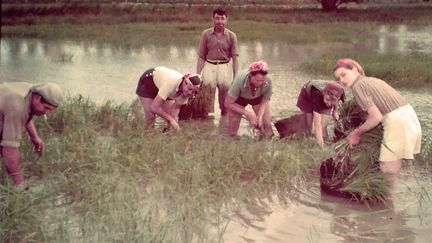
[1, 23, 431, 242]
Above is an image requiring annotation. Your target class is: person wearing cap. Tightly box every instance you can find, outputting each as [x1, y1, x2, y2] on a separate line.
[296, 80, 346, 147]
[333, 58, 421, 200]
[0, 82, 64, 188]
[136, 66, 202, 131]
[196, 7, 239, 117]
[225, 61, 273, 138]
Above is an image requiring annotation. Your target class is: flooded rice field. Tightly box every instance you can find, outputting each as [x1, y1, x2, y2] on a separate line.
[1, 23, 431, 242]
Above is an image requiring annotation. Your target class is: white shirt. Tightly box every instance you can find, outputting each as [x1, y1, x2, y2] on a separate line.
[153, 67, 188, 105]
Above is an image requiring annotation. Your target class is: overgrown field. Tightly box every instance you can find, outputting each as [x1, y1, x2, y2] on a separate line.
[0, 96, 328, 242]
[1, 96, 430, 242]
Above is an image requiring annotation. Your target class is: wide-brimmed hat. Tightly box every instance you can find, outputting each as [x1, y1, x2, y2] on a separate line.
[31, 83, 64, 106]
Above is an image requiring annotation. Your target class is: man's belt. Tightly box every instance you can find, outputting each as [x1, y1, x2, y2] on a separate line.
[206, 60, 230, 65]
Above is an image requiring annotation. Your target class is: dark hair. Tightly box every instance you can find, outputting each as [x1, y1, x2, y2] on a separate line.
[213, 8, 227, 17]
[250, 70, 268, 76]
[188, 75, 202, 86]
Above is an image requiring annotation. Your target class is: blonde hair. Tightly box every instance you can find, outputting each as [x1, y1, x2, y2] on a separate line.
[333, 58, 365, 76]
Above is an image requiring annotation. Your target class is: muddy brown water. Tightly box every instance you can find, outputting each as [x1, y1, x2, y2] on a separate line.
[1, 24, 431, 242]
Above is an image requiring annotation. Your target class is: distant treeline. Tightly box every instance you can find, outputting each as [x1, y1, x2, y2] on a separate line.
[1, 0, 307, 4]
[2, 0, 431, 24]
[1, 0, 429, 4]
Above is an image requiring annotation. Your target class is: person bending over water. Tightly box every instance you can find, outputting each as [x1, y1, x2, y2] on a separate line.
[225, 61, 273, 138]
[1, 82, 64, 189]
[333, 58, 422, 200]
[136, 67, 201, 131]
[296, 80, 346, 147]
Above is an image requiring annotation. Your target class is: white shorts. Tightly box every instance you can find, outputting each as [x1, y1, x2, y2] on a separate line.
[379, 105, 422, 161]
[201, 62, 232, 87]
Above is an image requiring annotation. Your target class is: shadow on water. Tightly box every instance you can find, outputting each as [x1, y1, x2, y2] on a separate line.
[1, 23, 431, 241]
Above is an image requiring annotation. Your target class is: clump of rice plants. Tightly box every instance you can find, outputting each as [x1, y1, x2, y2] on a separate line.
[321, 99, 390, 204]
[179, 84, 214, 120]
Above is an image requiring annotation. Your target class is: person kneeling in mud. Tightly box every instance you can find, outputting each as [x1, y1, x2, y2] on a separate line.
[136, 67, 201, 131]
[296, 80, 346, 148]
[224, 61, 273, 138]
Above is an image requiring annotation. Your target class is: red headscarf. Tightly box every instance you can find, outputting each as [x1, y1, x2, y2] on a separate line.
[324, 81, 346, 102]
[333, 58, 365, 76]
[249, 60, 269, 73]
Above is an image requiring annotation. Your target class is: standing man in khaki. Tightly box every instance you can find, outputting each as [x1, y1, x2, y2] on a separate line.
[197, 8, 239, 117]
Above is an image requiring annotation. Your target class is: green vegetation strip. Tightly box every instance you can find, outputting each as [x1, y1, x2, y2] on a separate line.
[298, 53, 432, 89]
[0, 21, 372, 46]
[2, 3, 432, 25]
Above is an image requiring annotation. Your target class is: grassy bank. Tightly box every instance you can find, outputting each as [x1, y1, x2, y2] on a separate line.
[0, 21, 374, 46]
[298, 53, 432, 89]
[2, 3, 432, 26]
[0, 96, 328, 242]
[1, 96, 431, 242]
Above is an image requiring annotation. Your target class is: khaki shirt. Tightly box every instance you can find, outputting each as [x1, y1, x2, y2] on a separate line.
[351, 76, 407, 115]
[0, 82, 33, 148]
[198, 27, 239, 61]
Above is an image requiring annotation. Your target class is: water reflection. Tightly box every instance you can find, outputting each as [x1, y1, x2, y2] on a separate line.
[320, 196, 415, 243]
[377, 24, 432, 54]
[2, 24, 431, 136]
[221, 171, 431, 242]
[2, 24, 431, 104]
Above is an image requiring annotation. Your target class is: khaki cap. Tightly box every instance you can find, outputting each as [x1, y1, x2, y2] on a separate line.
[31, 83, 64, 106]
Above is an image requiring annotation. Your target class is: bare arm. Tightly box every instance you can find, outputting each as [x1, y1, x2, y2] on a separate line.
[225, 95, 258, 126]
[332, 102, 341, 121]
[171, 103, 182, 122]
[196, 57, 206, 75]
[232, 55, 239, 79]
[25, 120, 44, 155]
[348, 105, 383, 147]
[312, 111, 325, 148]
[151, 96, 180, 131]
[256, 98, 270, 126]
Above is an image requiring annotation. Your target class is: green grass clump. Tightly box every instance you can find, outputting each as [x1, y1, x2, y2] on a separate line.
[1, 95, 329, 242]
[299, 53, 432, 90]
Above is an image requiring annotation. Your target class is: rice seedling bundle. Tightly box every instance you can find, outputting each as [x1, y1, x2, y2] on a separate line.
[320, 99, 390, 204]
